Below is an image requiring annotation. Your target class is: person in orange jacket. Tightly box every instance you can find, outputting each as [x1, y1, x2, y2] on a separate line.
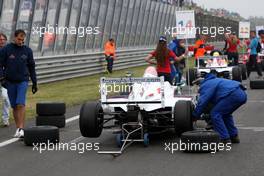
[194, 35, 208, 66]
[104, 38, 116, 73]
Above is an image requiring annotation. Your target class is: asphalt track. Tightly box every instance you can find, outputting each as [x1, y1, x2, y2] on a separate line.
[0, 79, 264, 176]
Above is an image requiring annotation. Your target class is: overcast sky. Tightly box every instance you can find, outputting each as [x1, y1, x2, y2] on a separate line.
[192, 0, 263, 18]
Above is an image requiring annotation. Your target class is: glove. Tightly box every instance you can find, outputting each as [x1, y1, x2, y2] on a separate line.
[32, 83, 38, 94]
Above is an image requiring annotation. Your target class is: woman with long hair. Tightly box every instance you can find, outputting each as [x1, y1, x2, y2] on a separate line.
[225, 32, 242, 65]
[145, 36, 179, 84]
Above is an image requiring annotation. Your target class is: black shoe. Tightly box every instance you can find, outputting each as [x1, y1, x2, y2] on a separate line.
[220, 138, 232, 144]
[230, 135, 240, 144]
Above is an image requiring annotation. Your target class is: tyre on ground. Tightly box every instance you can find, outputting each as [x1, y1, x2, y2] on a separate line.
[36, 102, 66, 116]
[180, 130, 220, 153]
[24, 126, 59, 146]
[250, 80, 264, 89]
[36, 115, 66, 128]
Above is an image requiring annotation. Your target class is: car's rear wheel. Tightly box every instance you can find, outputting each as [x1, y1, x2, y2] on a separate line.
[186, 68, 197, 86]
[79, 101, 104, 138]
[238, 64, 247, 80]
[232, 66, 242, 82]
[174, 101, 193, 135]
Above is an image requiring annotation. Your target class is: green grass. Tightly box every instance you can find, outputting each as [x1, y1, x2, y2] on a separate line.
[0, 66, 147, 123]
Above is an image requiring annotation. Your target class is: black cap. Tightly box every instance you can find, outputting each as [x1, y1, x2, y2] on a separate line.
[258, 29, 264, 36]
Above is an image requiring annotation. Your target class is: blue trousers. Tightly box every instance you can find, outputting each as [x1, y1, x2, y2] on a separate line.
[210, 88, 247, 139]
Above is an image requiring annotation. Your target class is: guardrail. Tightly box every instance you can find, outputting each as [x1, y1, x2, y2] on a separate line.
[35, 42, 224, 84]
[35, 47, 154, 84]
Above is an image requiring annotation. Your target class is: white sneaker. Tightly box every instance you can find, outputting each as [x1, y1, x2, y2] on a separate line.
[3, 120, 9, 127]
[14, 128, 24, 138]
[13, 128, 20, 138]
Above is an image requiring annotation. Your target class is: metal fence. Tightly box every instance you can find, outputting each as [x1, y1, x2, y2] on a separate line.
[0, 0, 238, 57]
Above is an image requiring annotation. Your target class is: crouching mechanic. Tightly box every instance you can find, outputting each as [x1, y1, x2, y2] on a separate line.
[0, 29, 38, 138]
[192, 73, 247, 143]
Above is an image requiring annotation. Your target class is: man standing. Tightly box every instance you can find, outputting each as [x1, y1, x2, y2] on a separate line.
[104, 38, 116, 74]
[247, 31, 263, 78]
[0, 33, 11, 127]
[0, 29, 38, 138]
[192, 73, 247, 143]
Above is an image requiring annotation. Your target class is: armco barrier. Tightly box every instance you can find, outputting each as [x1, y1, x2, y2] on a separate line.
[35, 47, 154, 83]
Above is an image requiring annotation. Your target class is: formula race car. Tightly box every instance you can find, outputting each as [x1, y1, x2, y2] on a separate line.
[79, 67, 196, 153]
[186, 53, 245, 85]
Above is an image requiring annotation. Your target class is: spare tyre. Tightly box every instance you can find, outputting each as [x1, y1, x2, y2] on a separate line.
[250, 80, 264, 89]
[36, 115, 66, 128]
[24, 126, 59, 146]
[36, 102, 66, 116]
[79, 101, 104, 138]
[174, 101, 193, 135]
[180, 130, 220, 153]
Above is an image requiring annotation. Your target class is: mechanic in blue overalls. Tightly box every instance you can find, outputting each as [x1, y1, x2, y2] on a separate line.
[192, 73, 247, 143]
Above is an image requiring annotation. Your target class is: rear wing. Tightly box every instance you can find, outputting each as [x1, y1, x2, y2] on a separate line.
[100, 77, 165, 107]
[197, 55, 228, 68]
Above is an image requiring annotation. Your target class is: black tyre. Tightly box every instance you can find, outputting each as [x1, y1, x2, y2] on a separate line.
[181, 130, 220, 153]
[36, 102, 66, 116]
[186, 68, 197, 86]
[174, 101, 193, 135]
[232, 66, 242, 82]
[79, 101, 104, 138]
[24, 126, 59, 146]
[238, 64, 247, 80]
[36, 115, 66, 128]
[250, 80, 264, 89]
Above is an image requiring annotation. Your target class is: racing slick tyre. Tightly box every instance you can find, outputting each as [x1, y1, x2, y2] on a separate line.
[232, 66, 242, 82]
[186, 68, 197, 86]
[174, 101, 193, 135]
[36, 102, 66, 116]
[24, 126, 59, 146]
[238, 64, 247, 80]
[36, 115, 66, 128]
[79, 101, 104, 138]
[250, 80, 264, 89]
[180, 130, 220, 153]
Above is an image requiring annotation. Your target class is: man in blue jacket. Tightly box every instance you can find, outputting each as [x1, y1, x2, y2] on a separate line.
[0, 29, 38, 138]
[193, 73, 247, 143]
[247, 31, 262, 78]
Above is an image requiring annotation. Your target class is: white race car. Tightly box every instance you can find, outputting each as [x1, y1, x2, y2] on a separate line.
[79, 66, 195, 150]
[186, 55, 245, 86]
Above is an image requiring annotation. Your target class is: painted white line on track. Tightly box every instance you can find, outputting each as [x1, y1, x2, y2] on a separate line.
[0, 138, 20, 148]
[0, 115, 80, 148]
